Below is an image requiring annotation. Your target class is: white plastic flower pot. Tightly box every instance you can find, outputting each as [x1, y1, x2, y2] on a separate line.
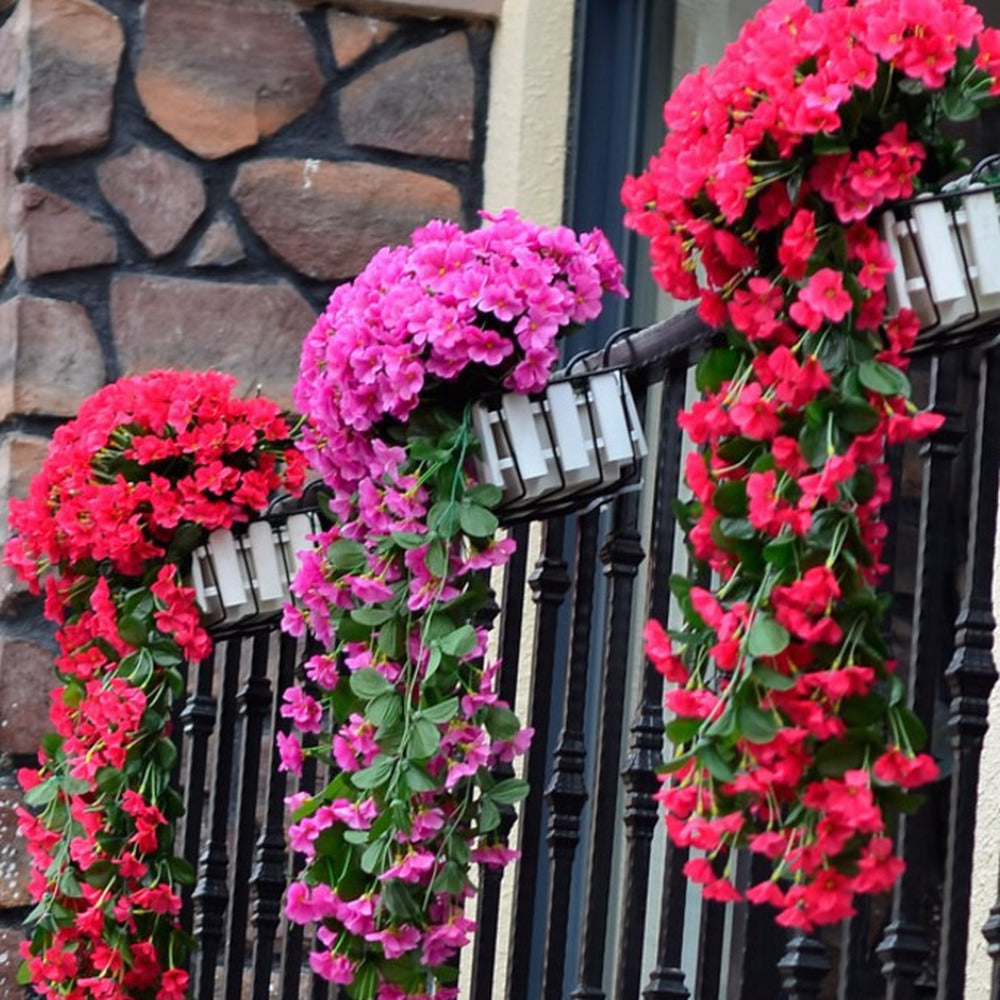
[880, 185, 1000, 342]
[188, 511, 319, 623]
[471, 367, 648, 519]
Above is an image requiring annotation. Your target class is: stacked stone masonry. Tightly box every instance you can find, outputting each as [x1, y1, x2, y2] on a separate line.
[0, 0, 494, 986]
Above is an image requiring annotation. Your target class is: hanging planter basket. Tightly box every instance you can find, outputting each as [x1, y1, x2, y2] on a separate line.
[187, 502, 321, 627]
[880, 156, 1000, 351]
[471, 357, 648, 522]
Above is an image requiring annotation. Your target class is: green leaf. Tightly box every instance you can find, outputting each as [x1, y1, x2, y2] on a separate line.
[466, 483, 504, 508]
[390, 531, 428, 550]
[459, 503, 500, 539]
[381, 880, 423, 921]
[665, 715, 702, 745]
[798, 423, 828, 468]
[836, 398, 880, 434]
[857, 360, 911, 398]
[893, 705, 928, 750]
[479, 798, 501, 833]
[747, 615, 790, 658]
[425, 539, 450, 578]
[164, 666, 185, 699]
[408, 718, 440, 760]
[696, 743, 735, 782]
[439, 625, 478, 658]
[351, 606, 393, 627]
[353, 756, 395, 791]
[695, 347, 741, 392]
[736, 703, 778, 744]
[763, 536, 795, 571]
[350, 668, 394, 700]
[887, 674, 906, 708]
[713, 480, 748, 517]
[427, 501, 461, 538]
[327, 538, 367, 572]
[378, 619, 404, 660]
[718, 517, 756, 540]
[432, 861, 467, 895]
[490, 778, 530, 804]
[16, 961, 32, 986]
[751, 664, 797, 691]
[815, 738, 867, 777]
[400, 762, 438, 793]
[421, 697, 459, 725]
[169, 857, 196, 885]
[24, 780, 57, 807]
[368, 691, 403, 730]
[361, 839, 387, 875]
[484, 706, 522, 741]
[424, 647, 443, 682]
[117, 615, 149, 647]
[154, 737, 177, 771]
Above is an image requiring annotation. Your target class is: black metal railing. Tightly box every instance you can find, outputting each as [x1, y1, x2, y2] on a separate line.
[173, 308, 1000, 999]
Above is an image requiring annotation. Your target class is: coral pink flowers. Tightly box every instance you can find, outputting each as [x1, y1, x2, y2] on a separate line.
[6, 370, 304, 997]
[620, 0, 1000, 933]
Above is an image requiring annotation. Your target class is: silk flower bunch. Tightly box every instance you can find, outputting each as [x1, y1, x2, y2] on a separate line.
[623, 0, 1000, 931]
[281, 209, 625, 998]
[6, 370, 306, 998]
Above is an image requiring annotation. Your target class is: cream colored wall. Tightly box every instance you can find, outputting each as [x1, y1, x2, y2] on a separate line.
[481, 0, 576, 226]
[967, 521, 1000, 997]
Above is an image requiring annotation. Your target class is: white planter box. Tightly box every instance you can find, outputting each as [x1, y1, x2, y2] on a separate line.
[471, 367, 648, 518]
[881, 186, 1000, 339]
[188, 511, 319, 622]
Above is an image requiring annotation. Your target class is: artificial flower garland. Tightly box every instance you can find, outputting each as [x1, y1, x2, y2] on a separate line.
[282, 209, 626, 998]
[623, 0, 1000, 931]
[6, 370, 306, 998]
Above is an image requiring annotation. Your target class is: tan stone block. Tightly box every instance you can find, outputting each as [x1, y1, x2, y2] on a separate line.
[0, 13, 19, 93]
[0, 433, 50, 612]
[0, 109, 11, 279]
[0, 925, 26, 992]
[110, 275, 317, 408]
[10, 183, 116, 278]
[232, 158, 462, 281]
[10, 0, 124, 169]
[0, 637, 54, 755]
[336, 0, 500, 20]
[97, 145, 206, 258]
[188, 214, 246, 268]
[340, 32, 474, 161]
[0, 786, 32, 908]
[327, 10, 396, 68]
[0, 297, 105, 419]
[136, 0, 323, 159]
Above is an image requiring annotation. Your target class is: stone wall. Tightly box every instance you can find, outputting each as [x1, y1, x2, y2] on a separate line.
[0, 0, 495, 986]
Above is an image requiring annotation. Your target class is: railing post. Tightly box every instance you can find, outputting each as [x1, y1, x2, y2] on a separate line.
[878, 352, 966, 999]
[615, 367, 686, 1000]
[505, 518, 572, 999]
[540, 507, 601, 1000]
[569, 488, 645, 1000]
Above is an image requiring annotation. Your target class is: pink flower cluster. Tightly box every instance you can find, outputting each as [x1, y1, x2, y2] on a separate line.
[294, 208, 625, 499]
[6, 371, 304, 998]
[283, 213, 623, 997]
[623, 0, 1000, 312]
[621, 0, 988, 933]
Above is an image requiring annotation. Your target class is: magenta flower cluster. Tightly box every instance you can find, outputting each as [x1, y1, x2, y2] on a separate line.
[294, 209, 627, 504]
[282, 211, 625, 999]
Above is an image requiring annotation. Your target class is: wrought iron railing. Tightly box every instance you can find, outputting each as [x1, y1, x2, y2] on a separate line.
[172, 308, 1000, 999]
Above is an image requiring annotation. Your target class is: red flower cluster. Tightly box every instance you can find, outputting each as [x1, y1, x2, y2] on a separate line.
[621, 0, 996, 932]
[6, 370, 305, 998]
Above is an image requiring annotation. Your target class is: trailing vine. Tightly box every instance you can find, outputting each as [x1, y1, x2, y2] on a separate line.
[6, 370, 305, 997]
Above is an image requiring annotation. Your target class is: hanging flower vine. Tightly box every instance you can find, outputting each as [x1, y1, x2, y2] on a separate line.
[6, 370, 306, 998]
[623, 0, 1000, 931]
[282, 209, 625, 998]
